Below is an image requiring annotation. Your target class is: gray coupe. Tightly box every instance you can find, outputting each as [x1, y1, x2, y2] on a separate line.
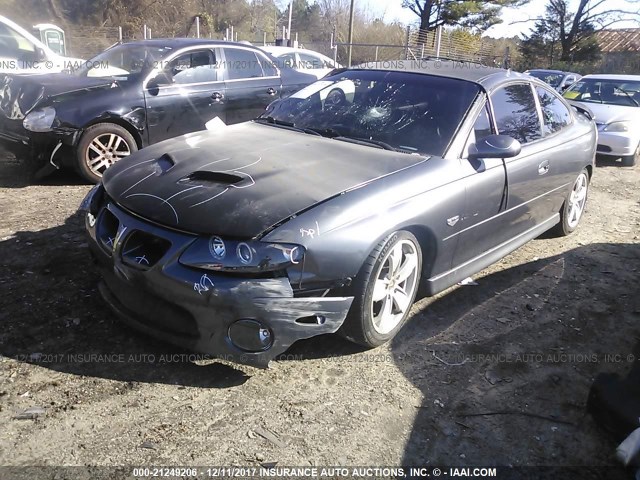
[81, 60, 597, 367]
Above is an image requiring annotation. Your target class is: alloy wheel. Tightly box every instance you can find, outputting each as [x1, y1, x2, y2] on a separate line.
[85, 133, 131, 176]
[567, 172, 588, 229]
[370, 239, 419, 334]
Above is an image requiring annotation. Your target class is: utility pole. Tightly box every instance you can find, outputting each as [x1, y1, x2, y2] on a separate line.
[347, 0, 355, 66]
[287, 1, 293, 42]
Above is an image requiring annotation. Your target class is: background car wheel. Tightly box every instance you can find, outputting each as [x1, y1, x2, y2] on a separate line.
[324, 88, 346, 108]
[621, 142, 639, 167]
[553, 168, 590, 236]
[76, 123, 137, 183]
[340, 230, 422, 348]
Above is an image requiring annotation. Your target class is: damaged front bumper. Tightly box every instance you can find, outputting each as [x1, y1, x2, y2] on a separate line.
[85, 199, 353, 368]
[0, 126, 80, 177]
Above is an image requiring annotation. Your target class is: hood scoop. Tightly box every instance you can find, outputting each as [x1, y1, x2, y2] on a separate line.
[179, 171, 245, 186]
[154, 154, 176, 174]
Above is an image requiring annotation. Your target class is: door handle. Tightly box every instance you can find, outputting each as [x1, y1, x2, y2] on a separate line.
[538, 160, 550, 175]
[211, 91, 224, 101]
[266, 87, 277, 96]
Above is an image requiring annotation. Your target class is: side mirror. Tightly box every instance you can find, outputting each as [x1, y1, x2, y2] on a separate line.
[36, 47, 47, 62]
[469, 134, 521, 160]
[146, 71, 174, 96]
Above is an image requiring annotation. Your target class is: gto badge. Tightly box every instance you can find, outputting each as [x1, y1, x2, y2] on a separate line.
[447, 215, 460, 227]
[208, 236, 226, 259]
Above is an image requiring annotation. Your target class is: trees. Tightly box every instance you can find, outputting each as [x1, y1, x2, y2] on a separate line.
[519, 0, 640, 68]
[401, 0, 527, 32]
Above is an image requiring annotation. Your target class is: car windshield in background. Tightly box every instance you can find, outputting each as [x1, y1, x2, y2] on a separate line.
[564, 79, 640, 107]
[258, 70, 480, 157]
[73, 43, 174, 79]
[528, 71, 564, 87]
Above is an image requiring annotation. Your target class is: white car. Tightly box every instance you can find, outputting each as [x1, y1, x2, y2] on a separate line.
[0, 15, 83, 74]
[259, 46, 340, 79]
[564, 74, 640, 166]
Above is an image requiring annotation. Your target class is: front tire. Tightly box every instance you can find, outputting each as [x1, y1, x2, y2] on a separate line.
[340, 231, 422, 348]
[76, 123, 137, 183]
[554, 168, 589, 236]
[621, 142, 639, 167]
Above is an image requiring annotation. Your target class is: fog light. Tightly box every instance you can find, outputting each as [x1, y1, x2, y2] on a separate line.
[228, 319, 274, 352]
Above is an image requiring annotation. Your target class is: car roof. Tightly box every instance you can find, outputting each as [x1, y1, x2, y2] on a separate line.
[260, 46, 330, 58]
[581, 74, 640, 81]
[350, 60, 530, 90]
[121, 38, 263, 51]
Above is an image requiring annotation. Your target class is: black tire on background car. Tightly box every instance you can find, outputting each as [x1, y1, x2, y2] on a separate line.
[553, 168, 590, 237]
[76, 123, 138, 183]
[621, 142, 639, 167]
[340, 230, 422, 348]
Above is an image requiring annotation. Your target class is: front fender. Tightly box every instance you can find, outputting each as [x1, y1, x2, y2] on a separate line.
[264, 157, 466, 293]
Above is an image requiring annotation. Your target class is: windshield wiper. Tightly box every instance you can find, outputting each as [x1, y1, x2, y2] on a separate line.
[334, 136, 397, 151]
[255, 116, 321, 136]
[615, 88, 640, 107]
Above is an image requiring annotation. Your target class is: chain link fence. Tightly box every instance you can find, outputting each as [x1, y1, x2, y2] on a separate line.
[65, 24, 511, 68]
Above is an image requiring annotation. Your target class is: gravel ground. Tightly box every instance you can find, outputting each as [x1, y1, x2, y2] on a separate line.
[0, 150, 639, 478]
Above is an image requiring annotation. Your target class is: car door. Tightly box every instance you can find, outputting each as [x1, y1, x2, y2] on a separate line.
[451, 101, 509, 268]
[533, 85, 585, 216]
[489, 82, 557, 234]
[144, 47, 226, 144]
[220, 46, 281, 125]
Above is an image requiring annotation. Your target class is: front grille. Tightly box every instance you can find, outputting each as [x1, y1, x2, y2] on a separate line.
[96, 209, 119, 254]
[96, 206, 172, 268]
[121, 230, 171, 269]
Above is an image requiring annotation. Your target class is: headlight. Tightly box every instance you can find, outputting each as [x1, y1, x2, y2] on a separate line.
[180, 236, 305, 273]
[603, 121, 630, 132]
[79, 184, 105, 228]
[79, 183, 104, 213]
[23, 106, 56, 132]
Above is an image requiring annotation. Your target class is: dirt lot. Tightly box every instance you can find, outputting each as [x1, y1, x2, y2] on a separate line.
[0, 150, 639, 477]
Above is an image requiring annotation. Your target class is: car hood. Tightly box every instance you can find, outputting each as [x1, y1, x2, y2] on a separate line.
[0, 73, 115, 120]
[102, 122, 427, 238]
[571, 101, 640, 124]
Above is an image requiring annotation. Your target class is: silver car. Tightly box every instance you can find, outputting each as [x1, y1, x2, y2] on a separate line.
[564, 74, 640, 167]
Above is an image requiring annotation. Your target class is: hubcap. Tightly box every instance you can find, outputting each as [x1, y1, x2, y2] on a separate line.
[371, 239, 419, 335]
[567, 173, 588, 229]
[86, 133, 131, 176]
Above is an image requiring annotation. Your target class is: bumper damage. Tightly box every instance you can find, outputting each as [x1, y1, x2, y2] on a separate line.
[86, 200, 353, 368]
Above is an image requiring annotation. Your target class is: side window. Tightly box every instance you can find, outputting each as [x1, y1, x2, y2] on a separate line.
[278, 52, 296, 69]
[464, 103, 493, 158]
[257, 52, 277, 76]
[223, 48, 264, 80]
[45, 31, 64, 56]
[168, 49, 218, 84]
[473, 104, 493, 141]
[0, 23, 36, 59]
[299, 53, 322, 69]
[536, 86, 572, 135]
[491, 84, 542, 144]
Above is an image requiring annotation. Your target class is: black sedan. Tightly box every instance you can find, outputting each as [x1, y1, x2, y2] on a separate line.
[0, 39, 315, 182]
[82, 60, 597, 367]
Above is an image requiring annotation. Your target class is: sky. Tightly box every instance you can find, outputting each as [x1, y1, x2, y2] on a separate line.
[369, 0, 640, 38]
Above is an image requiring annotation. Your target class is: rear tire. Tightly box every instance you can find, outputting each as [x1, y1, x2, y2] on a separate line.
[621, 142, 639, 167]
[76, 123, 137, 183]
[553, 168, 589, 237]
[339, 231, 422, 348]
